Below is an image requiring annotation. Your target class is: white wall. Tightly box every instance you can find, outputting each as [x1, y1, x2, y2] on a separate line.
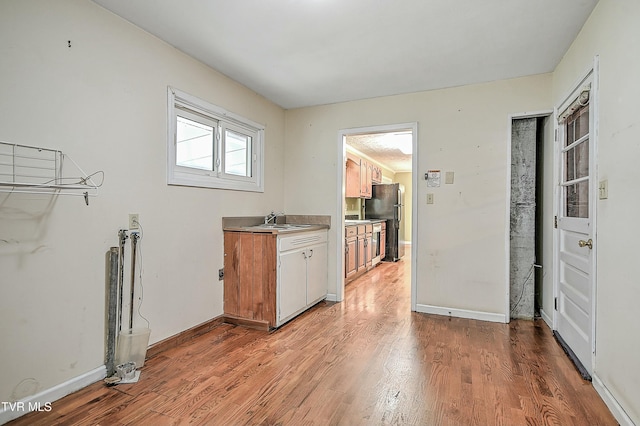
[552, 0, 640, 423]
[0, 0, 285, 404]
[284, 74, 552, 314]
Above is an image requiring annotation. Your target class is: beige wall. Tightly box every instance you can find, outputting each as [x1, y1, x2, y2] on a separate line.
[284, 74, 552, 314]
[552, 0, 640, 423]
[0, 0, 285, 405]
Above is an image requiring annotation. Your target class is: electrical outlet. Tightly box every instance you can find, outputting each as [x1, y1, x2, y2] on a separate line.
[129, 213, 140, 230]
[218, 268, 224, 280]
[427, 193, 434, 204]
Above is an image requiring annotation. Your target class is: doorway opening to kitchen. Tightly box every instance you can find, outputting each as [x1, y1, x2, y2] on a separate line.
[337, 123, 417, 310]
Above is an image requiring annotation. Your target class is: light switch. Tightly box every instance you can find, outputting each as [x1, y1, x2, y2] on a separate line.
[599, 180, 608, 199]
[445, 171, 454, 184]
[427, 193, 434, 204]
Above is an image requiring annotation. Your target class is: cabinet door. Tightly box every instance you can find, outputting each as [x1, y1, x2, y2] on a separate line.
[307, 243, 328, 305]
[278, 248, 308, 325]
[357, 235, 366, 271]
[380, 230, 386, 260]
[365, 233, 373, 267]
[345, 157, 361, 198]
[360, 159, 368, 197]
[345, 236, 357, 279]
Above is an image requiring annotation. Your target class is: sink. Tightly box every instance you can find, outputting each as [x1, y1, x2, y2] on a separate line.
[248, 224, 313, 231]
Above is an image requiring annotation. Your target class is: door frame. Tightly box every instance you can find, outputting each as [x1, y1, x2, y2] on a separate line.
[335, 122, 418, 309]
[553, 56, 599, 373]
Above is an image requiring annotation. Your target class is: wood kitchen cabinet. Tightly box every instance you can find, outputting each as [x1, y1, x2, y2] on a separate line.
[345, 153, 361, 198]
[360, 159, 372, 198]
[372, 165, 383, 184]
[224, 229, 328, 330]
[346, 151, 377, 199]
[345, 223, 373, 283]
[345, 226, 358, 280]
[224, 232, 277, 329]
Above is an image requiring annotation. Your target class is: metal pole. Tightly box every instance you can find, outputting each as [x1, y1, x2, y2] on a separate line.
[129, 233, 139, 331]
[106, 247, 119, 377]
[118, 230, 128, 333]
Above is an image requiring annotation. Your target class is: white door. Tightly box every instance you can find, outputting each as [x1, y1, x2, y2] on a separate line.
[555, 76, 595, 375]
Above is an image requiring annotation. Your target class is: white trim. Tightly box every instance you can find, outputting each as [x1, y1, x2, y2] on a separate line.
[592, 374, 636, 426]
[540, 308, 553, 329]
[167, 87, 265, 193]
[415, 304, 506, 323]
[0, 365, 106, 424]
[337, 122, 418, 310]
[325, 293, 338, 302]
[505, 110, 554, 324]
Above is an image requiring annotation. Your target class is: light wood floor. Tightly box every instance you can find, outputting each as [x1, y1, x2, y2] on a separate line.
[10, 253, 616, 425]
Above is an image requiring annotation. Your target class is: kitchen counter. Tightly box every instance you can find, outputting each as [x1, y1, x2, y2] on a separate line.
[345, 219, 385, 226]
[223, 215, 331, 235]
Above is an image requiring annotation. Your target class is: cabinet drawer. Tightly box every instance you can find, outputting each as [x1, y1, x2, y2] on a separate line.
[365, 224, 373, 233]
[346, 226, 357, 238]
[279, 230, 327, 252]
[357, 225, 366, 235]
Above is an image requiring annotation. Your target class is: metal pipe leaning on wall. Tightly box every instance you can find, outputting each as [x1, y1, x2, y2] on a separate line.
[106, 247, 119, 378]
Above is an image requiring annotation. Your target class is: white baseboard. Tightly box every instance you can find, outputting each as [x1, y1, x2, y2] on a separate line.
[325, 293, 338, 302]
[592, 374, 636, 426]
[539, 308, 553, 329]
[415, 304, 506, 323]
[0, 365, 106, 425]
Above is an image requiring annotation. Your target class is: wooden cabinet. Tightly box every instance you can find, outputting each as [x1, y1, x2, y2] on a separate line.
[345, 223, 374, 283]
[224, 230, 327, 329]
[372, 164, 382, 184]
[345, 154, 361, 198]
[345, 152, 376, 199]
[345, 226, 358, 280]
[360, 160, 372, 198]
[224, 232, 277, 329]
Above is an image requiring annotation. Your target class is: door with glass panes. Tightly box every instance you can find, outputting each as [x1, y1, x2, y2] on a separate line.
[555, 76, 595, 375]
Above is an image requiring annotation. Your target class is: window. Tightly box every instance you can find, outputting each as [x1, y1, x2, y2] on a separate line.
[167, 87, 264, 192]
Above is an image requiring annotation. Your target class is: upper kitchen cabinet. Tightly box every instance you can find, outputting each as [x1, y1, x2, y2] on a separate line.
[345, 152, 361, 198]
[346, 151, 380, 199]
[371, 164, 382, 184]
[360, 159, 372, 198]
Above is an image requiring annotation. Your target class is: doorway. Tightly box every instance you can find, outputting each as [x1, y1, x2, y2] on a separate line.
[336, 123, 417, 308]
[509, 116, 547, 320]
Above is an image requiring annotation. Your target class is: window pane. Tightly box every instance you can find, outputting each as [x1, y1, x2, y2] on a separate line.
[225, 129, 251, 177]
[176, 116, 214, 171]
[566, 121, 575, 147]
[564, 140, 589, 182]
[575, 105, 589, 140]
[565, 180, 589, 218]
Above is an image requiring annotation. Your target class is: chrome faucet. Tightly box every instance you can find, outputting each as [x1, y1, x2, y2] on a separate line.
[264, 211, 284, 224]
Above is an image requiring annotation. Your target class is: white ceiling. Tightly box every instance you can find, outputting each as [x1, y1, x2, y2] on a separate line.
[92, 0, 598, 171]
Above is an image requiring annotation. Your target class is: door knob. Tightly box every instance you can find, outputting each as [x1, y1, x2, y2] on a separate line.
[578, 239, 593, 249]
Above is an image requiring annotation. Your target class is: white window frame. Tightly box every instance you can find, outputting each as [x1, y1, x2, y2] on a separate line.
[167, 87, 264, 192]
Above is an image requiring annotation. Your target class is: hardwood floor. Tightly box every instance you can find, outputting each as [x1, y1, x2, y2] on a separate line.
[10, 253, 616, 425]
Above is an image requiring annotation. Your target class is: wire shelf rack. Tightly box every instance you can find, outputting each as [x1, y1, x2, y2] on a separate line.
[0, 141, 102, 205]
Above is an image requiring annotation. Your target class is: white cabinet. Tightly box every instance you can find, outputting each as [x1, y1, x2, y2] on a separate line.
[306, 241, 328, 305]
[277, 230, 328, 326]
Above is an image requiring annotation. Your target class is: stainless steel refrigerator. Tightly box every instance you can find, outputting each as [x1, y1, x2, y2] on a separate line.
[365, 183, 405, 261]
